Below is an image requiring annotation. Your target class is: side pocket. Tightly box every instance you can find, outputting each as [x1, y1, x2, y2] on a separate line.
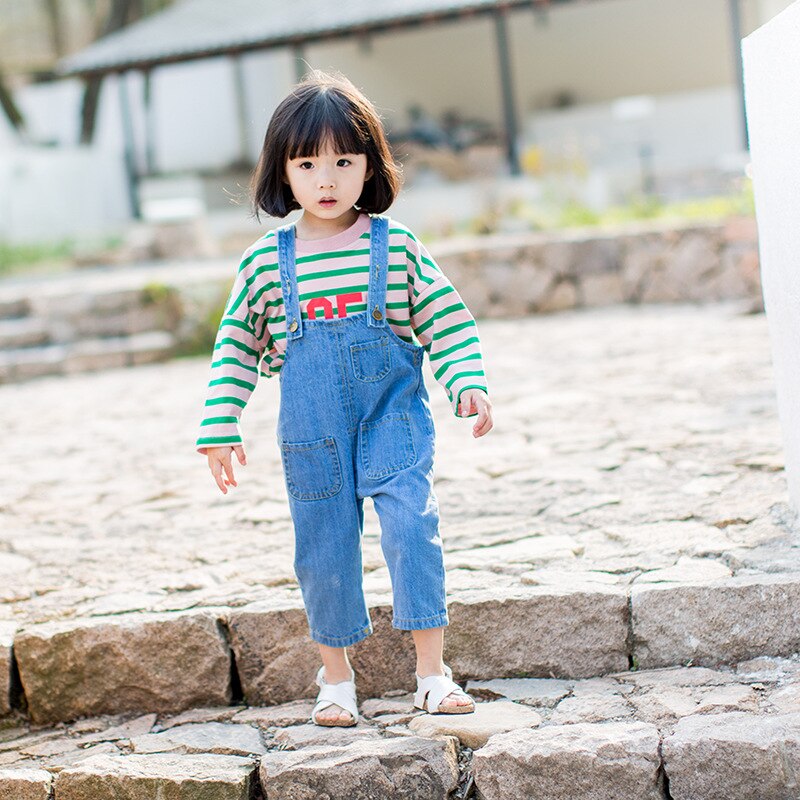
[280, 436, 343, 501]
[359, 411, 417, 480]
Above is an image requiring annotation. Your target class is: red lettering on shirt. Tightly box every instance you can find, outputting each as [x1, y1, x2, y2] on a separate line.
[307, 297, 334, 319]
[337, 292, 363, 318]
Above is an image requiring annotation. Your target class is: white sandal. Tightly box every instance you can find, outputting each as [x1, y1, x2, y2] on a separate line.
[413, 663, 475, 714]
[310, 664, 359, 727]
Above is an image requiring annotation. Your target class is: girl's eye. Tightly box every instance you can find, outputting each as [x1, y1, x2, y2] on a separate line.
[297, 158, 351, 169]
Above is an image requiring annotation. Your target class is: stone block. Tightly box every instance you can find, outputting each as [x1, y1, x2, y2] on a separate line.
[227, 602, 419, 704]
[662, 710, 800, 799]
[259, 735, 459, 799]
[445, 586, 629, 679]
[13, 609, 232, 724]
[408, 699, 541, 748]
[0, 767, 53, 800]
[472, 721, 663, 800]
[632, 573, 800, 669]
[55, 753, 256, 800]
[0, 622, 16, 717]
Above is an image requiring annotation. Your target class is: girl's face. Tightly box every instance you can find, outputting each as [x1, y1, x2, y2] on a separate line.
[284, 137, 373, 230]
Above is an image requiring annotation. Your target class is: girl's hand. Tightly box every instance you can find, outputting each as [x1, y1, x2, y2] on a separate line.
[207, 445, 247, 494]
[459, 389, 493, 438]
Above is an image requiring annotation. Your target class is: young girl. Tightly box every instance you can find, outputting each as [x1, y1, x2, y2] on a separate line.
[195, 70, 493, 727]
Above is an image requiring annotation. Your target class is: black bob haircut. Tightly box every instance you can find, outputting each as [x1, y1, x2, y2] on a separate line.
[249, 69, 403, 220]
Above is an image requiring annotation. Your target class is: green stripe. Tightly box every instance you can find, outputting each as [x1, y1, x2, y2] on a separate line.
[412, 283, 452, 313]
[238, 237, 276, 271]
[209, 376, 257, 391]
[227, 285, 249, 316]
[414, 301, 464, 336]
[213, 336, 259, 358]
[200, 416, 239, 427]
[298, 264, 368, 283]
[300, 283, 366, 300]
[197, 435, 243, 446]
[433, 354, 485, 382]
[431, 320, 476, 342]
[205, 395, 247, 409]
[219, 317, 254, 334]
[442, 366, 487, 390]
[211, 356, 258, 374]
[297, 243, 370, 265]
[429, 336, 481, 362]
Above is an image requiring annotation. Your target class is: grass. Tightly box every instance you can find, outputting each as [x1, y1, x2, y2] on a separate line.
[0, 235, 124, 278]
[458, 179, 756, 238]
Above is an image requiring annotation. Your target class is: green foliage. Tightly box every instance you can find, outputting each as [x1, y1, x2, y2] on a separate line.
[0, 238, 74, 276]
[458, 178, 756, 238]
[141, 281, 174, 305]
[0, 234, 126, 277]
[171, 290, 228, 359]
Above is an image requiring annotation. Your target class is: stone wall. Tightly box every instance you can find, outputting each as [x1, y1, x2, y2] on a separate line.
[432, 216, 762, 317]
[0, 217, 763, 385]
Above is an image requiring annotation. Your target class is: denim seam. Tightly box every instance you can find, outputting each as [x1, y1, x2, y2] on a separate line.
[393, 611, 449, 625]
[310, 622, 373, 646]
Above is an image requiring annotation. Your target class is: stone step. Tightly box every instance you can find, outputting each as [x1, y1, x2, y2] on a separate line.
[0, 295, 31, 321]
[0, 332, 177, 383]
[4, 573, 800, 728]
[1, 654, 798, 799]
[0, 317, 51, 349]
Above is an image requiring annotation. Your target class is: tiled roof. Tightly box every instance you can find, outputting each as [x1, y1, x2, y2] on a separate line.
[57, 0, 551, 76]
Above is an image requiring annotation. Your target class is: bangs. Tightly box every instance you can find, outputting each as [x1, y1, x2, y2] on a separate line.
[287, 96, 367, 160]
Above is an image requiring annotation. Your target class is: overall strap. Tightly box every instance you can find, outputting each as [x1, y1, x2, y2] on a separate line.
[276, 222, 303, 341]
[367, 214, 390, 329]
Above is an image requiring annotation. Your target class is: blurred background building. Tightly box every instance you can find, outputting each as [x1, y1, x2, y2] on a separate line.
[0, 0, 791, 246]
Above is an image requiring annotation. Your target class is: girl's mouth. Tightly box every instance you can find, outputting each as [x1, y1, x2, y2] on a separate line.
[319, 199, 337, 207]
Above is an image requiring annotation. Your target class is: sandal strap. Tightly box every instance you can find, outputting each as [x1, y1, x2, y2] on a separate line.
[311, 665, 358, 721]
[414, 664, 469, 712]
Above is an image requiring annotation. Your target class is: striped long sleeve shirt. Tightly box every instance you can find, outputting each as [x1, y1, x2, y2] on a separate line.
[196, 212, 489, 455]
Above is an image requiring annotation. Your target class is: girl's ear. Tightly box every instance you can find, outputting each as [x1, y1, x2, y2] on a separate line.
[365, 167, 374, 181]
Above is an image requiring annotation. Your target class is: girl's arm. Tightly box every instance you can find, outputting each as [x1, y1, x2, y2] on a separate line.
[405, 231, 490, 419]
[195, 248, 270, 456]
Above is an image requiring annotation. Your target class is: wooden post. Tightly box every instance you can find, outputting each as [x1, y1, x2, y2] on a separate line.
[494, 6, 522, 176]
[142, 67, 157, 174]
[232, 54, 250, 164]
[117, 70, 141, 218]
[728, 0, 749, 150]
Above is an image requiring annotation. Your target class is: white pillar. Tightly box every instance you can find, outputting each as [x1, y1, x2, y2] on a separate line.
[742, 1, 800, 511]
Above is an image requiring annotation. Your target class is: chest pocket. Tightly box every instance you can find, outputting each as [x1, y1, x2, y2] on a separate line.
[350, 338, 391, 382]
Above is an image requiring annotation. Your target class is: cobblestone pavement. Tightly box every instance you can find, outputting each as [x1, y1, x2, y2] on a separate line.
[0, 300, 796, 628]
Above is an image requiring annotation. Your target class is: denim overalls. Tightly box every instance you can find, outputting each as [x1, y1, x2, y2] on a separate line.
[275, 213, 449, 648]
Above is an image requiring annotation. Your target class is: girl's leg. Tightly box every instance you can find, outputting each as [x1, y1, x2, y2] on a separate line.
[412, 627, 473, 708]
[315, 643, 356, 723]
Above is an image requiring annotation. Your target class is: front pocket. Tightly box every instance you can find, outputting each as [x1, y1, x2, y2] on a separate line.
[360, 411, 416, 480]
[279, 436, 343, 501]
[350, 338, 391, 382]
